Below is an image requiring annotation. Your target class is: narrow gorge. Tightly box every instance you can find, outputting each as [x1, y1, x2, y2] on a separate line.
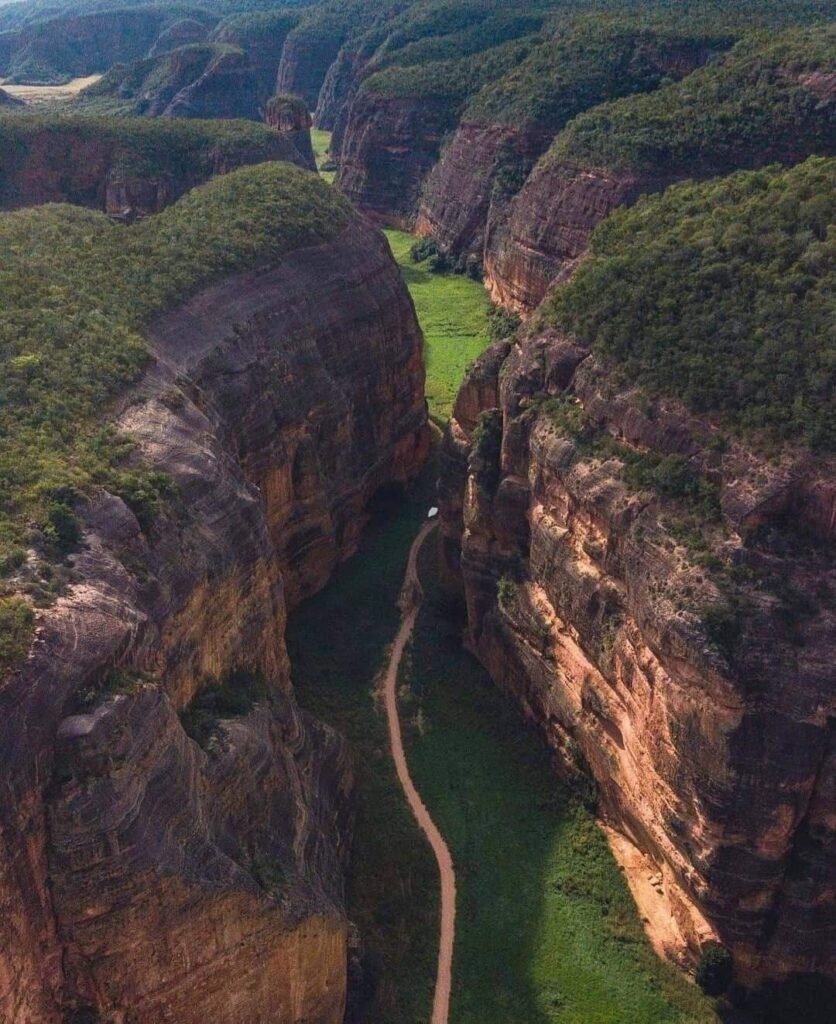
[0, 2, 833, 1023]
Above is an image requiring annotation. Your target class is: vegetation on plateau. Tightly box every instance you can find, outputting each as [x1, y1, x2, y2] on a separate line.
[538, 157, 836, 451]
[548, 26, 836, 174]
[0, 113, 292, 188]
[464, 19, 730, 130]
[0, 162, 351, 580]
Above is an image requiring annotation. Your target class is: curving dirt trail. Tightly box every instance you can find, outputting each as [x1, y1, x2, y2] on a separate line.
[382, 518, 455, 1024]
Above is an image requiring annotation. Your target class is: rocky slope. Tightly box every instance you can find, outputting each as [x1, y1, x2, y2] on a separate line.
[440, 334, 835, 987]
[0, 184, 428, 1023]
[439, 162, 836, 991]
[0, 116, 313, 216]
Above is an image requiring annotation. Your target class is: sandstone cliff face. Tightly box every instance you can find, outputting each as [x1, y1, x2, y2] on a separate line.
[276, 28, 343, 111]
[482, 160, 664, 312]
[414, 122, 549, 257]
[0, 125, 309, 218]
[315, 47, 364, 133]
[439, 332, 835, 987]
[0, 216, 429, 1024]
[337, 89, 456, 225]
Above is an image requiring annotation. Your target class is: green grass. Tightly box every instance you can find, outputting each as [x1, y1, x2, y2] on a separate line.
[311, 126, 336, 183]
[285, 465, 440, 1024]
[289, 217, 716, 1021]
[384, 229, 490, 422]
[403, 542, 719, 1024]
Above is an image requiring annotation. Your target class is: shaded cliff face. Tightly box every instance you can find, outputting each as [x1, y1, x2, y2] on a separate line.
[439, 332, 836, 986]
[414, 122, 549, 256]
[0, 116, 311, 217]
[266, 94, 316, 171]
[0, 213, 428, 1024]
[337, 89, 457, 226]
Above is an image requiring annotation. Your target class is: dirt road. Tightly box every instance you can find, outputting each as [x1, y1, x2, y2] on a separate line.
[382, 519, 455, 1024]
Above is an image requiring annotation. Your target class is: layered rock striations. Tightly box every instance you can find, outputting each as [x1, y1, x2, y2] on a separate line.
[440, 334, 836, 986]
[337, 88, 458, 226]
[0, 117, 312, 217]
[0, 195, 428, 1022]
[439, 161, 836, 989]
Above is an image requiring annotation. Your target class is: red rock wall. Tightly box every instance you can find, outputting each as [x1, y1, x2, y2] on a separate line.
[0, 215, 428, 1023]
[439, 332, 836, 987]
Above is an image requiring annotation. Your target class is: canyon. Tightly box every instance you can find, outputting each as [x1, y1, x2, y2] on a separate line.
[0, 117, 314, 217]
[0, 1, 834, 1020]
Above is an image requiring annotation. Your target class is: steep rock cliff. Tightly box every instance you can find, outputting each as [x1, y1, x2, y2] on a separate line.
[484, 32, 836, 313]
[0, 116, 311, 217]
[439, 331, 835, 987]
[337, 89, 457, 226]
[0, 208, 428, 1023]
[483, 160, 664, 311]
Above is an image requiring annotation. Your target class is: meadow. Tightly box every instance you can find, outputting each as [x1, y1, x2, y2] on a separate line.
[384, 229, 490, 423]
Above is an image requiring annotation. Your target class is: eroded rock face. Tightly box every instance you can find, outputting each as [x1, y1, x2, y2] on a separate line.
[337, 90, 457, 226]
[439, 331, 836, 987]
[0, 124, 309, 218]
[0, 215, 428, 1023]
[266, 95, 316, 170]
[277, 28, 343, 111]
[483, 161, 664, 312]
[415, 122, 549, 257]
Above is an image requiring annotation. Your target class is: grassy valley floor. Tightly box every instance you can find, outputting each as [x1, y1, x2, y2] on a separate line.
[287, 173, 718, 1022]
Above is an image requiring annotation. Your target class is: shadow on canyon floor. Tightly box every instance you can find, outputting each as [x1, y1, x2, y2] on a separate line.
[288, 449, 720, 1024]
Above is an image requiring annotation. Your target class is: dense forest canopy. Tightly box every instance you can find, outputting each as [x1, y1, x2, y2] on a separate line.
[547, 26, 836, 173]
[539, 157, 836, 451]
[0, 163, 350, 574]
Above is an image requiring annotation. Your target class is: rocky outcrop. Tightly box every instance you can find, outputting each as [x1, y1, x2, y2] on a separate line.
[266, 94, 316, 170]
[316, 47, 365, 133]
[160, 46, 263, 121]
[276, 22, 344, 111]
[0, 214, 429, 1023]
[337, 89, 457, 226]
[415, 123, 549, 258]
[439, 331, 836, 988]
[0, 118, 310, 217]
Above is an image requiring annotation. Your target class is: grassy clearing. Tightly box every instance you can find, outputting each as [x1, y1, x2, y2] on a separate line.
[403, 541, 719, 1024]
[384, 229, 490, 423]
[311, 127, 336, 183]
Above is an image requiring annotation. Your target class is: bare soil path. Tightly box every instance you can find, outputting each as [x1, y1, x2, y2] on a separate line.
[382, 518, 455, 1024]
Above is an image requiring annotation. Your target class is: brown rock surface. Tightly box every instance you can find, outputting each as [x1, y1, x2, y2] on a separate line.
[483, 161, 664, 312]
[0, 121, 308, 218]
[439, 331, 836, 987]
[337, 89, 458, 226]
[0, 215, 428, 1023]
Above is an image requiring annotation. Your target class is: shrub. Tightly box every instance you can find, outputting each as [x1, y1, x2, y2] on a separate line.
[0, 163, 351, 574]
[410, 237, 438, 263]
[696, 944, 734, 995]
[488, 306, 521, 342]
[540, 158, 836, 451]
[0, 596, 34, 675]
[179, 667, 272, 748]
